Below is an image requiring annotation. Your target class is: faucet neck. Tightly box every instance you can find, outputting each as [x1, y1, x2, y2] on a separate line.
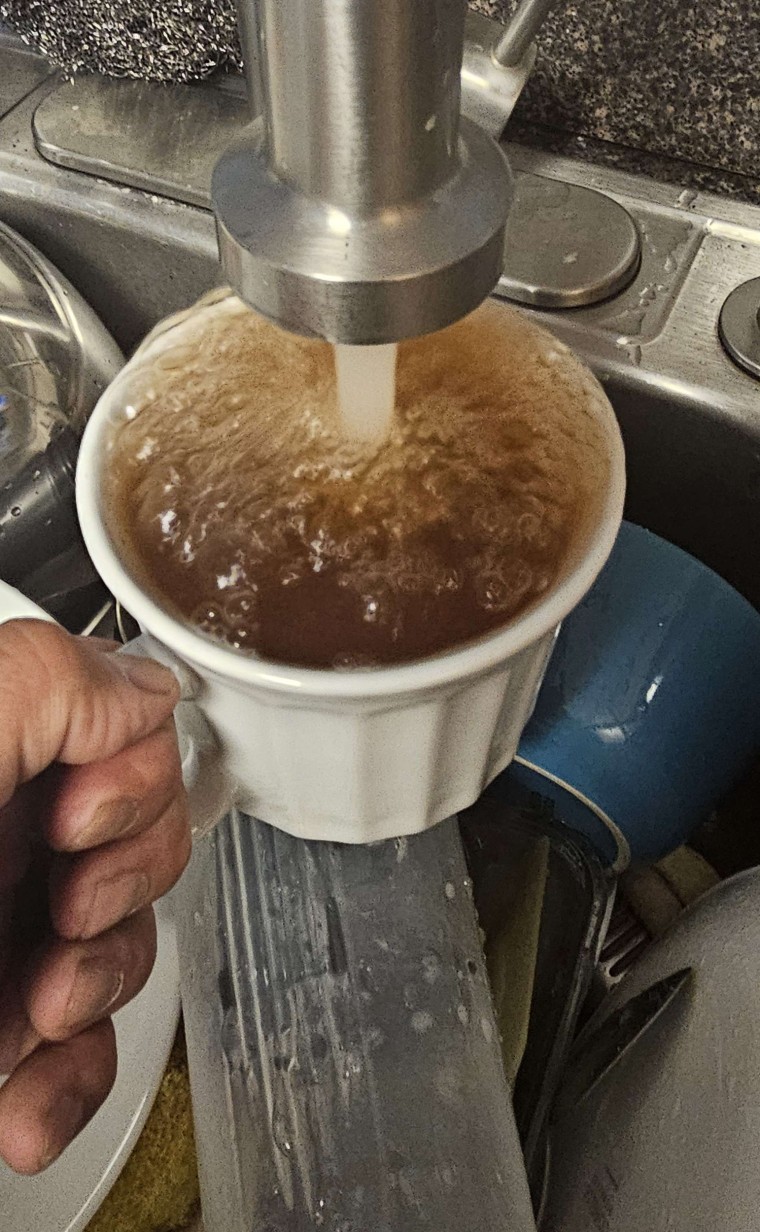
[214, 0, 512, 343]
[252, 0, 465, 215]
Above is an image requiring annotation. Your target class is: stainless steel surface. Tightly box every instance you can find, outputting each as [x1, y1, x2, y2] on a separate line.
[176, 811, 537, 1232]
[0, 219, 122, 624]
[498, 176, 641, 308]
[719, 276, 760, 379]
[553, 968, 693, 1118]
[33, 77, 247, 211]
[541, 871, 760, 1231]
[461, 11, 536, 137]
[213, 0, 512, 343]
[235, 0, 261, 116]
[32, 79, 638, 316]
[2, 84, 222, 354]
[7, 72, 760, 598]
[31, 31, 537, 198]
[260, 0, 464, 213]
[493, 0, 557, 67]
[0, 33, 55, 121]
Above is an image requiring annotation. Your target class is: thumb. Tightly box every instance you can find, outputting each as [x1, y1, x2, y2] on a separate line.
[0, 621, 180, 808]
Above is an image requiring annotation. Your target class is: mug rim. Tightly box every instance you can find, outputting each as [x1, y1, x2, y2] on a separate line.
[75, 302, 626, 701]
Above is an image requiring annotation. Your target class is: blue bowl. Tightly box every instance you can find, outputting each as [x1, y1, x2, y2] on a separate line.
[513, 522, 760, 866]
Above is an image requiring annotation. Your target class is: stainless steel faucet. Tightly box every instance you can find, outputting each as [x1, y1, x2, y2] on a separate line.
[212, 0, 513, 344]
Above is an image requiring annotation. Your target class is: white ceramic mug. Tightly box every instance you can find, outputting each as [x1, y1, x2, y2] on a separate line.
[75, 303, 626, 844]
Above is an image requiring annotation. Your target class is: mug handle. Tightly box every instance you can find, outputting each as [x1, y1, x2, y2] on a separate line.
[0, 582, 233, 837]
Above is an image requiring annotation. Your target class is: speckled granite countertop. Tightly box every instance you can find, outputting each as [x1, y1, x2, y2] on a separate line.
[2, 0, 758, 203]
[477, 0, 760, 203]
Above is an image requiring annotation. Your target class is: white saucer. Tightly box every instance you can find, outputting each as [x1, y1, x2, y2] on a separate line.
[0, 897, 181, 1232]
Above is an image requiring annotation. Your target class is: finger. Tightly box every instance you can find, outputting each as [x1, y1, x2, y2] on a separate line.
[45, 720, 186, 852]
[0, 1019, 116, 1174]
[50, 799, 191, 940]
[0, 971, 41, 1072]
[0, 779, 43, 892]
[25, 908, 157, 1042]
[0, 894, 14, 986]
[0, 621, 179, 808]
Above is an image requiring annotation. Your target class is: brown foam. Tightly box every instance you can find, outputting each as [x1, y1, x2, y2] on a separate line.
[103, 294, 610, 668]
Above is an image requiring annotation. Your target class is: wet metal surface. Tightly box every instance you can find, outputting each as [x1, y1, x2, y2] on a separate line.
[175, 812, 537, 1232]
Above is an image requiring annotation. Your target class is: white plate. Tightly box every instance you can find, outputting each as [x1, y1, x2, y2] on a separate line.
[0, 898, 181, 1232]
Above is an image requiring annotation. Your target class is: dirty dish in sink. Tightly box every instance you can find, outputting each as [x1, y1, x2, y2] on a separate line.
[540, 868, 760, 1231]
[517, 521, 760, 865]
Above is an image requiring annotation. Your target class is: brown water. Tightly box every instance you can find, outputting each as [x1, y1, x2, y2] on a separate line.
[103, 295, 609, 669]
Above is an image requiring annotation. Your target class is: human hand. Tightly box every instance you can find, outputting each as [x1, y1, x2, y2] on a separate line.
[0, 620, 189, 1173]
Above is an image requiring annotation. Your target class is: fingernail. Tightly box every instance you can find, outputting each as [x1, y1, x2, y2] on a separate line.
[76, 797, 140, 848]
[85, 871, 150, 935]
[39, 1092, 87, 1169]
[113, 655, 179, 696]
[64, 958, 125, 1033]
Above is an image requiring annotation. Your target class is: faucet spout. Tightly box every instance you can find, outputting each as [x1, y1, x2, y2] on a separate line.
[212, 0, 512, 344]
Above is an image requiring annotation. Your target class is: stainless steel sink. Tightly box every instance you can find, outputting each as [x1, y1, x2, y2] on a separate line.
[1, 46, 758, 611]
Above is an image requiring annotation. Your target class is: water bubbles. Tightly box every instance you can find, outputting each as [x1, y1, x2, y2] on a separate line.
[191, 603, 227, 641]
[223, 589, 258, 624]
[159, 509, 177, 535]
[475, 560, 533, 614]
[135, 435, 157, 462]
[105, 294, 606, 668]
[216, 562, 245, 590]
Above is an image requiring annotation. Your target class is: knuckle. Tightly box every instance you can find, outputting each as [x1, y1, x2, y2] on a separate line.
[0, 622, 79, 703]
